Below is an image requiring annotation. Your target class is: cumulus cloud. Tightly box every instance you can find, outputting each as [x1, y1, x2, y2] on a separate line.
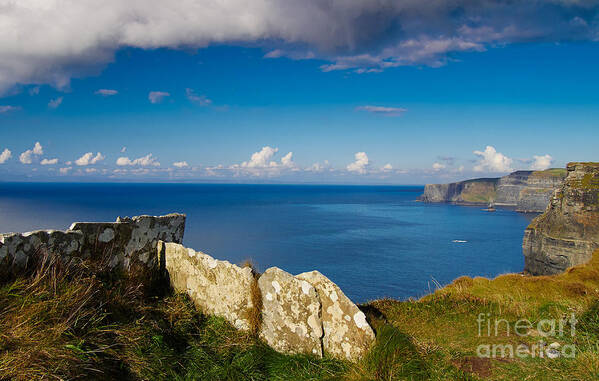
[0, 105, 19, 113]
[95, 89, 118, 96]
[1, 1, 597, 93]
[148, 91, 170, 104]
[432, 162, 446, 171]
[473, 146, 513, 173]
[48, 96, 63, 109]
[19, 142, 43, 164]
[40, 158, 58, 165]
[185, 88, 212, 106]
[75, 152, 105, 166]
[225, 146, 296, 176]
[530, 154, 553, 171]
[0, 148, 11, 163]
[347, 152, 370, 174]
[116, 153, 160, 167]
[241, 146, 279, 168]
[356, 105, 407, 116]
[173, 161, 189, 168]
[59, 167, 72, 174]
[382, 163, 393, 171]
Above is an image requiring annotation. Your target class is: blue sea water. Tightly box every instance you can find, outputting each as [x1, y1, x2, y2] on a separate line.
[0, 183, 535, 303]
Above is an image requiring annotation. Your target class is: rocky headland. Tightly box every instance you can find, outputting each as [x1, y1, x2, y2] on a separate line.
[523, 162, 599, 275]
[421, 168, 567, 212]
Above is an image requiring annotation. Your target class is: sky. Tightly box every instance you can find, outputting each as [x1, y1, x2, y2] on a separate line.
[1, 1, 598, 184]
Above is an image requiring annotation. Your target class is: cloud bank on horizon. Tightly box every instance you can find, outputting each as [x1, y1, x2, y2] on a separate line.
[1, 0, 598, 93]
[0, 139, 556, 181]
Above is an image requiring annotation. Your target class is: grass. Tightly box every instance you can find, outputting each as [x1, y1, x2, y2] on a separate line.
[2, 249, 599, 380]
[531, 168, 568, 178]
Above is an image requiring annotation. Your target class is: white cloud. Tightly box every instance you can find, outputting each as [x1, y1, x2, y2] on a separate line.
[0, 148, 11, 163]
[148, 91, 170, 104]
[432, 162, 446, 171]
[241, 146, 279, 168]
[473, 146, 513, 173]
[227, 146, 296, 177]
[185, 88, 212, 106]
[29, 86, 40, 95]
[530, 154, 553, 171]
[280, 152, 294, 167]
[19, 142, 43, 164]
[59, 167, 72, 174]
[173, 161, 189, 168]
[85, 168, 97, 173]
[0, 105, 19, 113]
[75, 152, 105, 166]
[95, 89, 118, 96]
[356, 105, 407, 116]
[121, 146, 127, 153]
[347, 152, 369, 174]
[382, 163, 393, 171]
[116, 153, 160, 167]
[0, 1, 595, 93]
[40, 158, 58, 165]
[48, 96, 63, 109]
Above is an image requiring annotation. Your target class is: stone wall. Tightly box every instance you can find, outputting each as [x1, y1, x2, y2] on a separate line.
[523, 163, 599, 275]
[160, 242, 375, 362]
[0, 213, 185, 273]
[1, 214, 374, 361]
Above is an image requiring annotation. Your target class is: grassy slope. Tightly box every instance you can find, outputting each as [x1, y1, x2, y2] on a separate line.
[1, 250, 598, 380]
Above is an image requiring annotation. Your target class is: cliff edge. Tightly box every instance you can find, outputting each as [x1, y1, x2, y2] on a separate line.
[523, 162, 599, 275]
[421, 168, 566, 212]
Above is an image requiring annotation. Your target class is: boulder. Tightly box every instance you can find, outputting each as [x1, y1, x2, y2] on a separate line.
[258, 267, 324, 356]
[297, 270, 375, 361]
[160, 242, 256, 331]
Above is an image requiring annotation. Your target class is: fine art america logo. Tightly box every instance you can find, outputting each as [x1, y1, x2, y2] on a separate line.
[476, 313, 577, 359]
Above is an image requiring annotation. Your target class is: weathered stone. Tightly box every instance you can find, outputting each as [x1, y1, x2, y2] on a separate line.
[159, 241, 255, 331]
[259, 267, 323, 357]
[0, 213, 185, 274]
[70, 213, 185, 270]
[297, 270, 375, 361]
[523, 163, 599, 275]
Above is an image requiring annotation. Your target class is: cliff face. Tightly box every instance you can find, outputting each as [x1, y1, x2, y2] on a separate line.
[421, 168, 566, 212]
[523, 162, 599, 275]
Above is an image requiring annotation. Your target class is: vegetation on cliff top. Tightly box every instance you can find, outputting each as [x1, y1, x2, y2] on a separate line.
[1, 249, 599, 380]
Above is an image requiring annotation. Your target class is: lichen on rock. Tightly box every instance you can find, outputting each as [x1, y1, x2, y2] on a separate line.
[296, 270, 375, 361]
[258, 267, 324, 357]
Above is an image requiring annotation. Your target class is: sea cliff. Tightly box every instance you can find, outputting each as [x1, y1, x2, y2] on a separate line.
[421, 168, 567, 212]
[523, 162, 599, 275]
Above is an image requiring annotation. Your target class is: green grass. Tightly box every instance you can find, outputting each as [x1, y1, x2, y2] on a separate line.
[2, 249, 599, 380]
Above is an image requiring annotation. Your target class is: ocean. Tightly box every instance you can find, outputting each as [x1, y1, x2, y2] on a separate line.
[0, 183, 535, 303]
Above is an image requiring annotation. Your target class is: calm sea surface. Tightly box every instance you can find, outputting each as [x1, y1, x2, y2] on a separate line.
[0, 183, 535, 303]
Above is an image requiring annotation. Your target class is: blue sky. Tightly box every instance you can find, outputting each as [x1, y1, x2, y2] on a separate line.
[1, 1, 598, 184]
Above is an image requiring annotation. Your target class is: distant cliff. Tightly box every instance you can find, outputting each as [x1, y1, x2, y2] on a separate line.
[421, 168, 567, 212]
[523, 162, 599, 275]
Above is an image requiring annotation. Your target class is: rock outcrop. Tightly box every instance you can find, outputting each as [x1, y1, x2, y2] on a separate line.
[297, 270, 375, 361]
[160, 242, 256, 331]
[421, 168, 567, 212]
[0, 214, 185, 273]
[259, 267, 324, 356]
[160, 243, 376, 361]
[523, 163, 599, 275]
